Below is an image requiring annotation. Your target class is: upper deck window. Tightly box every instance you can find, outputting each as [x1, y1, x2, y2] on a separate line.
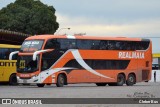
[20, 40, 44, 52]
[44, 38, 150, 51]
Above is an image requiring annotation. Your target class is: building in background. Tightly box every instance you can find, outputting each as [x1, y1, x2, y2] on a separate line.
[152, 53, 160, 70]
[0, 29, 29, 45]
[150, 53, 160, 82]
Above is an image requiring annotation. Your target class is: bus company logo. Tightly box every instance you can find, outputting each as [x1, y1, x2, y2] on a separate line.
[2, 99, 42, 104]
[0, 62, 16, 67]
[119, 52, 145, 59]
[24, 41, 40, 45]
[2, 99, 11, 104]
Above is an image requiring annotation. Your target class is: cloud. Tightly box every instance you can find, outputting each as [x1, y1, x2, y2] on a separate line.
[43, 0, 160, 24]
[56, 13, 160, 53]
[56, 13, 160, 37]
[1, 0, 160, 52]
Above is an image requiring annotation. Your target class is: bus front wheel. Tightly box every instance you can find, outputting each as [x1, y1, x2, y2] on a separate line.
[96, 83, 107, 86]
[126, 74, 136, 86]
[56, 74, 65, 87]
[9, 74, 18, 85]
[37, 84, 45, 87]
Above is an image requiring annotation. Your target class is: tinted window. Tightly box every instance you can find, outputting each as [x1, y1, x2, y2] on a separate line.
[77, 40, 92, 49]
[17, 55, 39, 73]
[41, 50, 64, 71]
[64, 59, 130, 70]
[44, 39, 60, 49]
[135, 41, 150, 50]
[58, 39, 76, 49]
[91, 40, 100, 49]
[0, 48, 19, 60]
[44, 38, 150, 51]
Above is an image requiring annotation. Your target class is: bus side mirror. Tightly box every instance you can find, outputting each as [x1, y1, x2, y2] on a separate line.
[9, 51, 19, 60]
[33, 50, 50, 61]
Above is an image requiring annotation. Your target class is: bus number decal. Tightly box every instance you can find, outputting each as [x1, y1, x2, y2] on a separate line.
[19, 60, 25, 69]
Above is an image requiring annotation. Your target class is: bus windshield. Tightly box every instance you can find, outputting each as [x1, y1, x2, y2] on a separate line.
[17, 55, 39, 73]
[20, 40, 44, 52]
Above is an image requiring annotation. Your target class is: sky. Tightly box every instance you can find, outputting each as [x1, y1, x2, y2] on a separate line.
[0, 0, 160, 53]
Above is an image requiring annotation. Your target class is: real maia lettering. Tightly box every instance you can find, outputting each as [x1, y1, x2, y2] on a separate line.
[119, 52, 145, 59]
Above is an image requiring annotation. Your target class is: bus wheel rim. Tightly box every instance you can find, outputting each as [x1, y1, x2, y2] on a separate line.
[129, 76, 134, 82]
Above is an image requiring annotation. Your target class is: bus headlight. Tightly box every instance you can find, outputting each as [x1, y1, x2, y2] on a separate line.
[17, 76, 20, 79]
[32, 75, 38, 79]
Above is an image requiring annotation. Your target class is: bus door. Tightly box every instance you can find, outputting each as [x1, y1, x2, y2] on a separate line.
[41, 50, 63, 84]
[40, 52, 49, 83]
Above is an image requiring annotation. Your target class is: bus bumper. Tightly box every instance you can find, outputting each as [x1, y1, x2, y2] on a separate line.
[17, 76, 41, 84]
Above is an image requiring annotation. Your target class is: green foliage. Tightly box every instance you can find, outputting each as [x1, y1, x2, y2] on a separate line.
[0, 0, 59, 35]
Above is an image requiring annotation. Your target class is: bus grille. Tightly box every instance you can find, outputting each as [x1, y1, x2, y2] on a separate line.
[20, 77, 31, 79]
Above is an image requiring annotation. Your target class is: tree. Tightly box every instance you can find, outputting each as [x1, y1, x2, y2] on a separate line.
[0, 0, 59, 35]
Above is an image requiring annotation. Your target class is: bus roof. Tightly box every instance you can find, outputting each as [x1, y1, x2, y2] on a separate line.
[0, 44, 20, 48]
[25, 35, 149, 42]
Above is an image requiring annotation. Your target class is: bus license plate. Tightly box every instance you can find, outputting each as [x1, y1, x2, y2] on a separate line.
[23, 79, 27, 83]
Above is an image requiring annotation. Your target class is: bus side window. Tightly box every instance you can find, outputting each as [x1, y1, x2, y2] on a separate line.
[108, 41, 116, 50]
[77, 40, 92, 49]
[126, 42, 131, 50]
[45, 39, 60, 49]
[115, 41, 121, 50]
[68, 41, 76, 49]
[4, 49, 10, 59]
[91, 40, 100, 49]
[42, 60, 48, 70]
[99, 41, 107, 50]
[10, 48, 19, 60]
[0, 48, 4, 59]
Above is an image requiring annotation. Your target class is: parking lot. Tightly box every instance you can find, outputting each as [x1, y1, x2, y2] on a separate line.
[0, 82, 160, 98]
[0, 82, 160, 107]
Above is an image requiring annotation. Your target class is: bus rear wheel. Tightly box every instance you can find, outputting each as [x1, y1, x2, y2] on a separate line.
[96, 83, 107, 86]
[56, 74, 65, 87]
[126, 74, 136, 86]
[116, 74, 125, 86]
[9, 74, 18, 85]
[37, 84, 45, 87]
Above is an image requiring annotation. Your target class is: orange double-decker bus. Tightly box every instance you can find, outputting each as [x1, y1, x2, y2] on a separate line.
[9, 35, 152, 87]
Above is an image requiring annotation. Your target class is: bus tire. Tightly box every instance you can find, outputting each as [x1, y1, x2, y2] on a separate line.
[126, 74, 136, 86]
[108, 83, 117, 86]
[56, 74, 65, 87]
[22, 83, 30, 86]
[37, 84, 45, 87]
[96, 83, 107, 86]
[46, 84, 51, 86]
[117, 74, 125, 86]
[9, 74, 18, 85]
